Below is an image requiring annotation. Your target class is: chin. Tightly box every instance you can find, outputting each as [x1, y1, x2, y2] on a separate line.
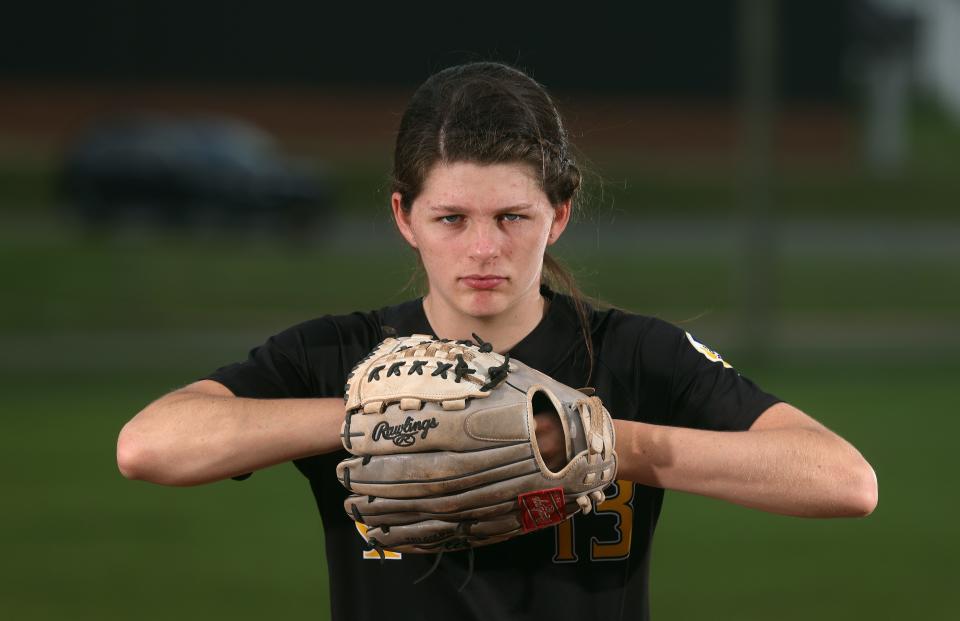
[457, 289, 511, 319]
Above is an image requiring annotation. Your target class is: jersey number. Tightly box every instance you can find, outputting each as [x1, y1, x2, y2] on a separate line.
[553, 479, 634, 562]
[355, 522, 402, 560]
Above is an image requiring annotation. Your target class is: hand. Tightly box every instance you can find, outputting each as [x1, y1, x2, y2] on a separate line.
[534, 411, 567, 472]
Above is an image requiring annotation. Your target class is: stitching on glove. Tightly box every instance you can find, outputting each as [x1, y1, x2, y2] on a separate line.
[342, 454, 536, 486]
[362, 538, 386, 563]
[470, 332, 494, 353]
[431, 362, 453, 378]
[340, 410, 363, 449]
[453, 354, 476, 383]
[481, 354, 510, 391]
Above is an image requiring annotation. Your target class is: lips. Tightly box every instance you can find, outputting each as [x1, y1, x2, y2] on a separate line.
[461, 275, 507, 290]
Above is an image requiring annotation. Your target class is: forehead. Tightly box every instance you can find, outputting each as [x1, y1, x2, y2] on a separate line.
[416, 161, 547, 210]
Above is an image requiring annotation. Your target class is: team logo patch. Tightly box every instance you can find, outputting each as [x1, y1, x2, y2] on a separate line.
[518, 488, 566, 532]
[685, 332, 733, 369]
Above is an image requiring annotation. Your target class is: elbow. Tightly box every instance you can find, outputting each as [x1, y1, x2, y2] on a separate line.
[116, 420, 186, 485]
[117, 388, 221, 486]
[855, 462, 879, 517]
[116, 422, 151, 481]
[841, 458, 879, 518]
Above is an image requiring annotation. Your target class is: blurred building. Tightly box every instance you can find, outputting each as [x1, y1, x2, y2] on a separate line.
[915, 0, 960, 122]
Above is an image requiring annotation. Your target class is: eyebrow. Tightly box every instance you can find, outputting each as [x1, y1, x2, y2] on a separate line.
[427, 203, 535, 213]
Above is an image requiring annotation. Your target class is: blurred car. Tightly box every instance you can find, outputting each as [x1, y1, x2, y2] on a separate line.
[60, 115, 331, 233]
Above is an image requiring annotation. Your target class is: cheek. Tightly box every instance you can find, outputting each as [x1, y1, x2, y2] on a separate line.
[517, 222, 551, 254]
[413, 229, 457, 272]
[413, 227, 448, 255]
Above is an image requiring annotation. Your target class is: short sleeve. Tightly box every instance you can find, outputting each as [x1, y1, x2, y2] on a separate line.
[201, 313, 382, 481]
[206, 324, 315, 399]
[205, 313, 382, 400]
[667, 328, 781, 431]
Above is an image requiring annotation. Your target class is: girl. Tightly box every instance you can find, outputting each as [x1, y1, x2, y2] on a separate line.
[117, 62, 877, 621]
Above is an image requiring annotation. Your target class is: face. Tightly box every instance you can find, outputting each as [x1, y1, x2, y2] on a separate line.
[392, 161, 570, 320]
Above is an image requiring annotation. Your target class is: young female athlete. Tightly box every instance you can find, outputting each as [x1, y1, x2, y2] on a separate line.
[117, 62, 878, 621]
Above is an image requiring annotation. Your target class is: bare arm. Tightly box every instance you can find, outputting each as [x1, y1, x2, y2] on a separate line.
[116, 380, 346, 486]
[610, 402, 878, 518]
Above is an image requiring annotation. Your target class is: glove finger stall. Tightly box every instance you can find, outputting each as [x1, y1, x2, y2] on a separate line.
[344, 471, 590, 524]
[348, 497, 519, 528]
[366, 516, 523, 553]
[344, 394, 530, 456]
[363, 497, 584, 553]
[337, 443, 536, 498]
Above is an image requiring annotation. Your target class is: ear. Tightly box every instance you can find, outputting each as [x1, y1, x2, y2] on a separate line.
[391, 192, 419, 249]
[547, 200, 572, 246]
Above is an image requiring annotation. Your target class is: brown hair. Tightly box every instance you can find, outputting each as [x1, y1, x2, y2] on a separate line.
[391, 62, 596, 382]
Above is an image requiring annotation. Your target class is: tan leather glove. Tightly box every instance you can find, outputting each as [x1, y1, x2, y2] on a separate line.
[337, 334, 617, 555]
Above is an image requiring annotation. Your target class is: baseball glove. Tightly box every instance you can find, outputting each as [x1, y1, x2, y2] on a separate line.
[336, 333, 617, 556]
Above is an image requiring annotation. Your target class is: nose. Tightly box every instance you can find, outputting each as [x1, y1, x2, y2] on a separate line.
[468, 220, 500, 263]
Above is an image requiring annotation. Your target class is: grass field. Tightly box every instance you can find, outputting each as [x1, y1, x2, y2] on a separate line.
[654, 360, 957, 620]
[0, 227, 954, 619]
[2, 229, 956, 335]
[2, 101, 957, 617]
[1, 357, 954, 620]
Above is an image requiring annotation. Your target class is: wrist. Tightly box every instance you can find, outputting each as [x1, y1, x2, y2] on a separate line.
[612, 419, 665, 486]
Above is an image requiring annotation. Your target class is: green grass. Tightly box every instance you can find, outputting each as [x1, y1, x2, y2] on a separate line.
[1, 237, 417, 332]
[0, 226, 952, 619]
[653, 360, 956, 620]
[2, 235, 956, 335]
[1, 98, 956, 617]
[1, 372, 329, 621]
[5, 154, 959, 220]
[585, 154, 960, 222]
[0, 360, 950, 620]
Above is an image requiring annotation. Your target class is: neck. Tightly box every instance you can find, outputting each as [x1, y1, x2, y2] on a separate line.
[422, 287, 548, 353]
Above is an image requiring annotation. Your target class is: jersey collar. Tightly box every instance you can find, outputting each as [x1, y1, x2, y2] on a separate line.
[508, 285, 587, 378]
[385, 285, 586, 378]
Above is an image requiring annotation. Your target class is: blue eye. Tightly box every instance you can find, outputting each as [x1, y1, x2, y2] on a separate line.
[439, 215, 462, 224]
[500, 214, 523, 222]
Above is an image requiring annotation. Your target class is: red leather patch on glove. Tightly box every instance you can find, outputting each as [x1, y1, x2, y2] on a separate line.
[518, 488, 566, 532]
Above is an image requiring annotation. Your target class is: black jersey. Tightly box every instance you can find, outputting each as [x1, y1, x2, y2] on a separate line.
[205, 285, 780, 621]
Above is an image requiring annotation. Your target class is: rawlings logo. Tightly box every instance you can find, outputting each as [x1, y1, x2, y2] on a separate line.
[518, 488, 566, 532]
[372, 416, 439, 447]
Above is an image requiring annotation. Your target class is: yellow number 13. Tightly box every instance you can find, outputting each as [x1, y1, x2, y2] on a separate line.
[553, 479, 634, 562]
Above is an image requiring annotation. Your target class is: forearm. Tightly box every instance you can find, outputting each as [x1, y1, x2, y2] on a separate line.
[613, 418, 877, 518]
[118, 384, 345, 486]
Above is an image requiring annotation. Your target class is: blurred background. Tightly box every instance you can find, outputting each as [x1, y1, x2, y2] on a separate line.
[2, 0, 956, 619]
